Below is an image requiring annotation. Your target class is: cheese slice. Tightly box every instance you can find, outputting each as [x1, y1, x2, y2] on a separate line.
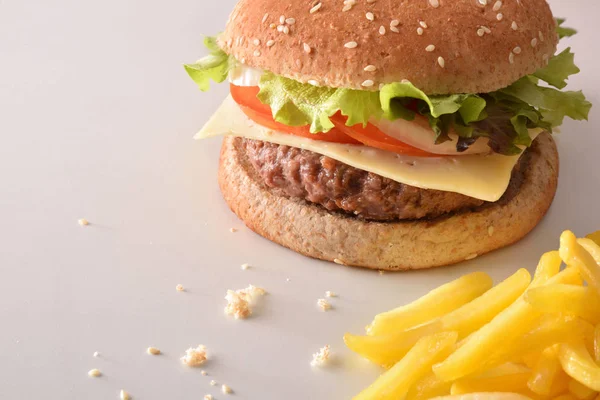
[197, 96, 541, 202]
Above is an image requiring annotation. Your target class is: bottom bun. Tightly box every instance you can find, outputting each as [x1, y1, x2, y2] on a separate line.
[218, 133, 559, 271]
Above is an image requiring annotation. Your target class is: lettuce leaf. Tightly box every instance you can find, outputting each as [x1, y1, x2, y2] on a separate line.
[184, 36, 233, 92]
[257, 73, 382, 133]
[532, 48, 580, 89]
[556, 18, 577, 39]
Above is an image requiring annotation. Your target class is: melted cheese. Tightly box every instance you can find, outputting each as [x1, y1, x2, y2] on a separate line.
[197, 96, 540, 202]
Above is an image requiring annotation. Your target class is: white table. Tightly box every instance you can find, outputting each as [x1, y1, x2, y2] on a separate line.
[0, 0, 598, 398]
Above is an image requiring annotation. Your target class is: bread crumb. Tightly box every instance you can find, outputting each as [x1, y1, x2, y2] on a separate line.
[176, 284, 185, 292]
[333, 258, 345, 265]
[241, 263, 250, 270]
[147, 347, 161, 355]
[229, 227, 238, 233]
[311, 345, 331, 367]
[93, 351, 99, 357]
[325, 291, 336, 298]
[88, 369, 101, 377]
[180, 345, 207, 367]
[224, 285, 266, 319]
[317, 299, 332, 311]
[201, 370, 207, 376]
[120, 390, 131, 400]
[204, 395, 213, 400]
[78, 218, 89, 226]
[378, 270, 385, 275]
[210, 380, 217, 386]
[222, 384, 232, 394]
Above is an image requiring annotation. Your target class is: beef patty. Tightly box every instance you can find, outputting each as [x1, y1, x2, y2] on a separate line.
[242, 138, 529, 221]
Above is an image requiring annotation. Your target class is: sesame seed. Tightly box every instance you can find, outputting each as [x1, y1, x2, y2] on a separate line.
[262, 13, 269, 24]
[283, 26, 290, 34]
[509, 52, 515, 64]
[429, 0, 440, 8]
[390, 26, 400, 33]
[367, 0, 376, 3]
[391, 19, 400, 27]
[465, 254, 479, 261]
[419, 21, 428, 28]
[482, 26, 491, 34]
[542, 53, 549, 60]
[279, 15, 285, 24]
[344, 41, 358, 49]
[269, 23, 276, 29]
[437, 56, 445, 68]
[333, 258, 346, 265]
[496, 13, 503, 21]
[531, 38, 538, 47]
[226, 39, 233, 47]
[513, 46, 521, 54]
[277, 25, 284, 32]
[379, 26, 387, 35]
[308, 79, 319, 86]
[511, 21, 518, 30]
[478, 0, 487, 5]
[88, 369, 101, 377]
[286, 18, 296, 25]
[364, 65, 377, 72]
[253, 50, 261, 57]
[303, 43, 312, 53]
[425, 44, 436, 52]
[147, 347, 161, 355]
[539, 31, 544, 41]
[342, 4, 352, 12]
[366, 12, 375, 21]
[253, 38, 260, 46]
[493, 1, 502, 11]
[310, 3, 322, 14]
[417, 27, 424, 35]
[488, 226, 495, 236]
[266, 40, 275, 47]
[477, 28, 485, 37]
[361, 80, 375, 87]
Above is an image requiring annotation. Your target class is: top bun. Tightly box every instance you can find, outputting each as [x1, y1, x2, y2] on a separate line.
[219, 0, 558, 95]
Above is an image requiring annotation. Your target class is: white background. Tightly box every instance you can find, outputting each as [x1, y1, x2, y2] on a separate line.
[0, 0, 598, 399]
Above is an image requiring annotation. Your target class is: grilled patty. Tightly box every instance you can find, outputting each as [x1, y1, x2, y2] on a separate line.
[242, 138, 528, 221]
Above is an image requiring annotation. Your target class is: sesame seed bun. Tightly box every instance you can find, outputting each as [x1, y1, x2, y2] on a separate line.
[219, 0, 558, 95]
[218, 133, 559, 270]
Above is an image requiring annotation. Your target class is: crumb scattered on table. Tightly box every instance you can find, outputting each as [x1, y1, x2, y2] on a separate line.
[120, 390, 131, 400]
[311, 345, 331, 367]
[230, 228, 238, 233]
[78, 218, 89, 226]
[93, 351, 99, 357]
[201, 370, 207, 376]
[204, 395, 213, 400]
[317, 299, 332, 311]
[241, 263, 250, 270]
[88, 369, 101, 377]
[180, 345, 207, 367]
[176, 284, 185, 292]
[325, 291, 336, 298]
[147, 347, 161, 355]
[210, 380, 217, 386]
[222, 384, 232, 394]
[224, 285, 266, 319]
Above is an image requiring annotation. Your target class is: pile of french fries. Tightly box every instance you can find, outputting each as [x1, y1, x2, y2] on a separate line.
[345, 231, 600, 400]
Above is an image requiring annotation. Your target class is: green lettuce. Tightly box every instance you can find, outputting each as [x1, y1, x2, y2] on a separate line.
[556, 18, 577, 39]
[184, 36, 233, 92]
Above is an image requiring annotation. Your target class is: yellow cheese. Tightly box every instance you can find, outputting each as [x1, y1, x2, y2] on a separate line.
[197, 96, 541, 202]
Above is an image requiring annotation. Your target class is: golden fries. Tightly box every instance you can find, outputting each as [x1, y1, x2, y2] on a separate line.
[525, 284, 600, 324]
[346, 230, 600, 399]
[367, 272, 493, 336]
[558, 341, 600, 392]
[586, 231, 600, 246]
[354, 332, 458, 400]
[344, 320, 442, 367]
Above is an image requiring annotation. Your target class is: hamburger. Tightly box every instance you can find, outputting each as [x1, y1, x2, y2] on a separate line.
[185, 0, 591, 270]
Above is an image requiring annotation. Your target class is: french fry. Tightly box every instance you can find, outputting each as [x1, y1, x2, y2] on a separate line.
[586, 231, 600, 246]
[430, 394, 533, 400]
[568, 379, 597, 400]
[354, 332, 458, 400]
[344, 320, 442, 367]
[558, 341, 600, 392]
[553, 395, 579, 400]
[528, 346, 563, 396]
[433, 268, 583, 382]
[450, 367, 530, 395]
[367, 272, 493, 336]
[532, 251, 563, 286]
[406, 373, 453, 400]
[524, 284, 600, 324]
[594, 324, 600, 363]
[560, 232, 600, 295]
[442, 269, 532, 340]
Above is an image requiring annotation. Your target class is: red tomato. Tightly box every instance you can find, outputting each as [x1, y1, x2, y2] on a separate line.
[230, 84, 437, 157]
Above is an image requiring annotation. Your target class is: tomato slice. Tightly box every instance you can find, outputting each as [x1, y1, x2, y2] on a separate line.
[230, 83, 438, 156]
[330, 115, 438, 157]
